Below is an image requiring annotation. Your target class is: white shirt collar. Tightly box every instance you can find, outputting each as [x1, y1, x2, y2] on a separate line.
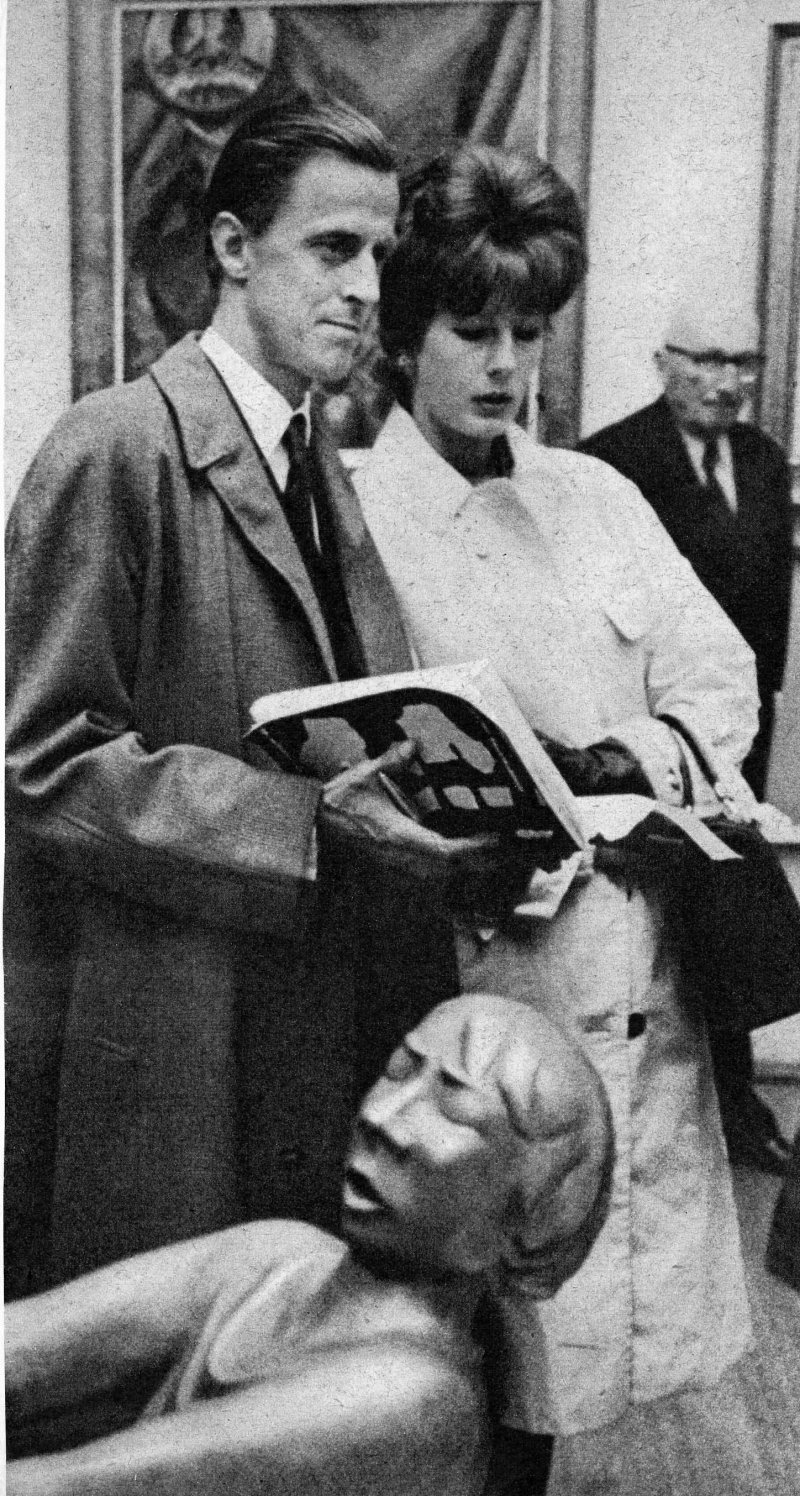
[199, 327, 311, 489]
[371, 404, 529, 532]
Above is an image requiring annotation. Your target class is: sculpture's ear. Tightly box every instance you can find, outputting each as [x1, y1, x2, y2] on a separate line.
[499, 1093, 614, 1300]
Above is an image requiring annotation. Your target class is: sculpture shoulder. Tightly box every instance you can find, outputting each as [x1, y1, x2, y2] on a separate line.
[206, 1239, 476, 1389]
[198, 1238, 490, 1496]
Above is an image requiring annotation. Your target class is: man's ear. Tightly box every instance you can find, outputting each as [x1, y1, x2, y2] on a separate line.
[209, 212, 251, 285]
[653, 348, 666, 378]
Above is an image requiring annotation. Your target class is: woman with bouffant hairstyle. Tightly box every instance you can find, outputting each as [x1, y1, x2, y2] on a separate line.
[378, 145, 584, 411]
[355, 140, 756, 1468]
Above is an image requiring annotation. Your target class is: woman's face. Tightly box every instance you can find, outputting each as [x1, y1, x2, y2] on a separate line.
[410, 306, 546, 478]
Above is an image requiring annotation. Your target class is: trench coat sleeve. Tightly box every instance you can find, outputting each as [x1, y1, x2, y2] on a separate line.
[578, 456, 759, 777]
[5, 400, 321, 940]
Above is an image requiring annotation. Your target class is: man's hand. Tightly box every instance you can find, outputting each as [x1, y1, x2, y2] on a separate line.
[319, 743, 537, 922]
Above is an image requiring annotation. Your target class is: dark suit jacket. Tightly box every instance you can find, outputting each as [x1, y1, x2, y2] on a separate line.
[579, 396, 793, 792]
[5, 335, 456, 1296]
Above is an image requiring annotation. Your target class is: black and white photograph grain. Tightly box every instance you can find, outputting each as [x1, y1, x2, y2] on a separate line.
[4, 3, 800, 1493]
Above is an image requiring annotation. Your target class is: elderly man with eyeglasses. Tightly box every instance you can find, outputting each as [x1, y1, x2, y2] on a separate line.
[579, 298, 794, 1176]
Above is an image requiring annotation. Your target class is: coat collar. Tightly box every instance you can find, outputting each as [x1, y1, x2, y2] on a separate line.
[150, 335, 409, 680]
[369, 404, 474, 535]
[368, 402, 542, 538]
[150, 333, 249, 469]
[149, 335, 336, 674]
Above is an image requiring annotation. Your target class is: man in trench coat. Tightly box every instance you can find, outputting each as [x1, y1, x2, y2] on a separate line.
[5, 99, 522, 1299]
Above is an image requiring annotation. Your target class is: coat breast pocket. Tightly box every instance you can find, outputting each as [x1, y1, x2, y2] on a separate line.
[601, 582, 654, 644]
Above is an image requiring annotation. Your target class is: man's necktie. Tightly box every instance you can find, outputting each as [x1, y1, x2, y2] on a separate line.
[281, 413, 319, 568]
[278, 413, 366, 681]
[701, 436, 733, 516]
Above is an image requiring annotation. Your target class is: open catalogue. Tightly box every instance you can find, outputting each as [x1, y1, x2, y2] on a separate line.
[248, 659, 738, 864]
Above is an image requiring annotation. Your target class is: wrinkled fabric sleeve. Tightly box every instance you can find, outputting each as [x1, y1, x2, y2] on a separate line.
[5, 401, 322, 940]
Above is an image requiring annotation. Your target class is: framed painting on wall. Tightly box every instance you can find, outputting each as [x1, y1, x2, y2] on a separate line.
[70, 0, 595, 445]
[760, 20, 800, 542]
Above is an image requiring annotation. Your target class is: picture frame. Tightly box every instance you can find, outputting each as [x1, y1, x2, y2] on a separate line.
[69, 0, 595, 446]
[759, 21, 800, 542]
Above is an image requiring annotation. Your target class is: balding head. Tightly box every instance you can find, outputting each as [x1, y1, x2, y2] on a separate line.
[662, 300, 760, 360]
[655, 297, 762, 434]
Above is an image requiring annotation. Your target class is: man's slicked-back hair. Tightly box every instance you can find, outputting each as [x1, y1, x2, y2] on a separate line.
[379, 142, 586, 380]
[203, 94, 396, 287]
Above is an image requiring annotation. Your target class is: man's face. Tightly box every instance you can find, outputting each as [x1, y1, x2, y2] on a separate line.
[341, 1005, 514, 1280]
[240, 153, 399, 405]
[655, 345, 760, 435]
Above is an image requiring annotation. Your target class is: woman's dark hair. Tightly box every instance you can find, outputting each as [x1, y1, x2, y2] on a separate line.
[203, 95, 396, 289]
[379, 143, 586, 377]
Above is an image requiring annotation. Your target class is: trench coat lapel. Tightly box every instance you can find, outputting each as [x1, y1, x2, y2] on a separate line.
[310, 412, 411, 677]
[150, 336, 338, 678]
[151, 337, 411, 680]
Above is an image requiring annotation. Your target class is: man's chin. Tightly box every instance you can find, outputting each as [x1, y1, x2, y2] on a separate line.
[683, 413, 738, 436]
[701, 404, 742, 430]
[317, 367, 356, 396]
[311, 338, 363, 394]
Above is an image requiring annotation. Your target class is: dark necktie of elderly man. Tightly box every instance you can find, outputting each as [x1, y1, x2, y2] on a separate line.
[701, 435, 734, 517]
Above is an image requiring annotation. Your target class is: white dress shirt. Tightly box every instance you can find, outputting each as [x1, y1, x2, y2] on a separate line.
[199, 327, 311, 492]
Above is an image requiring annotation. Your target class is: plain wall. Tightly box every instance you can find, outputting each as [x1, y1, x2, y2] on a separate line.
[4, 0, 71, 503]
[581, 0, 800, 436]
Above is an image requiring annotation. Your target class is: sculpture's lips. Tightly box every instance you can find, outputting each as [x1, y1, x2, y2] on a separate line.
[342, 1166, 385, 1213]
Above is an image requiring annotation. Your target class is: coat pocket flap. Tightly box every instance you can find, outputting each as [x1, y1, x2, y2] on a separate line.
[602, 584, 652, 642]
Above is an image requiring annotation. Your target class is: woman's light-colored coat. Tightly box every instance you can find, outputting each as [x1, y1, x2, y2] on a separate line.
[355, 404, 757, 1433]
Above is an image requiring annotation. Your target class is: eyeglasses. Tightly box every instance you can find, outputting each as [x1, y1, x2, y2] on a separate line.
[665, 345, 763, 386]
